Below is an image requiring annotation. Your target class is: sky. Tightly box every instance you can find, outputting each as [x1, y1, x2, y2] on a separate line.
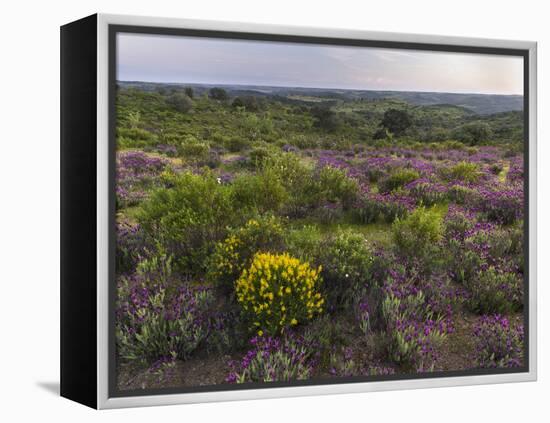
[117, 33, 523, 95]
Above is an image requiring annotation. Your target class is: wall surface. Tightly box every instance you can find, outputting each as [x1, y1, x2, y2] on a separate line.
[0, 0, 547, 420]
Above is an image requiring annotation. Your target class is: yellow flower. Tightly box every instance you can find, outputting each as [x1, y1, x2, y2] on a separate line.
[291, 318, 298, 326]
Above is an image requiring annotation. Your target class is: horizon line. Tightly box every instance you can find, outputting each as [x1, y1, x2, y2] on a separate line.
[117, 79, 524, 97]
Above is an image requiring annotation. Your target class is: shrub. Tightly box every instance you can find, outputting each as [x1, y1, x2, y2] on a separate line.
[440, 161, 481, 183]
[311, 105, 342, 132]
[116, 223, 150, 274]
[473, 315, 524, 368]
[392, 206, 443, 261]
[380, 108, 413, 136]
[356, 300, 371, 336]
[378, 168, 420, 193]
[318, 166, 360, 210]
[224, 136, 249, 152]
[317, 231, 373, 311]
[116, 281, 213, 364]
[166, 92, 193, 113]
[443, 209, 474, 240]
[226, 335, 316, 383]
[447, 184, 479, 205]
[446, 237, 484, 284]
[264, 153, 320, 216]
[468, 267, 523, 314]
[230, 169, 288, 214]
[117, 127, 157, 147]
[137, 171, 235, 276]
[177, 136, 210, 165]
[328, 347, 358, 377]
[248, 146, 274, 168]
[381, 293, 448, 372]
[208, 216, 286, 290]
[352, 196, 382, 224]
[285, 225, 323, 262]
[478, 187, 523, 225]
[452, 122, 492, 145]
[406, 180, 446, 206]
[353, 194, 411, 224]
[236, 252, 324, 335]
[387, 317, 446, 372]
[209, 87, 228, 101]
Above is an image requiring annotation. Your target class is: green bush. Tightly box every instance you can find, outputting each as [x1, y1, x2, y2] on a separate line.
[166, 92, 193, 113]
[117, 127, 157, 147]
[378, 168, 420, 193]
[468, 267, 523, 314]
[177, 135, 210, 165]
[263, 153, 320, 216]
[230, 169, 288, 214]
[137, 171, 235, 275]
[285, 225, 323, 262]
[248, 146, 275, 169]
[208, 216, 286, 290]
[236, 252, 324, 335]
[440, 161, 481, 183]
[317, 231, 373, 311]
[116, 281, 213, 364]
[447, 184, 479, 204]
[452, 122, 492, 145]
[318, 166, 360, 210]
[392, 206, 443, 261]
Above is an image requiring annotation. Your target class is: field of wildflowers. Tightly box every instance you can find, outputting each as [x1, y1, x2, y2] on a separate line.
[114, 86, 525, 391]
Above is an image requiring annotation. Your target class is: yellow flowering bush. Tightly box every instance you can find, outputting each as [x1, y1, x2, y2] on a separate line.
[236, 252, 324, 335]
[208, 216, 285, 290]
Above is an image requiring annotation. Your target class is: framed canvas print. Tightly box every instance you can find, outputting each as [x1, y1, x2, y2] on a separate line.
[60, 13, 537, 409]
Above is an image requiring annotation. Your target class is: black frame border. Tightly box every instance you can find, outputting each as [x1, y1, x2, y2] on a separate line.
[107, 24, 530, 399]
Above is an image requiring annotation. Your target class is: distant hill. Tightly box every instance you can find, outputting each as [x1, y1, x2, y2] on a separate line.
[118, 81, 523, 115]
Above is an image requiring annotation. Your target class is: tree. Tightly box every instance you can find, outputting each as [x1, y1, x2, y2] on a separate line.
[311, 105, 342, 132]
[209, 87, 229, 101]
[380, 108, 413, 136]
[232, 96, 261, 112]
[452, 122, 492, 145]
[166, 93, 193, 113]
[184, 87, 194, 98]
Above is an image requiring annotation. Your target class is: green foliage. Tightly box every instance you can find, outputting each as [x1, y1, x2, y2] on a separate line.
[452, 122, 492, 145]
[468, 267, 523, 314]
[184, 87, 194, 98]
[209, 87, 229, 101]
[166, 92, 193, 113]
[317, 231, 374, 311]
[380, 108, 413, 136]
[447, 184, 479, 204]
[117, 127, 157, 147]
[317, 166, 360, 210]
[285, 225, 323, 262]
[392, 206, 443, 260]
[311, 105, 342, 132]
[378, 168, 420, 193]
[177, 135, 210, 165]
[116, 281, 213, 364]
[248, 145, 275, 169]
[230, 169, 289, 214]
[232, 95, 263, 112]
[440, 161, 481, 182]
[137, 171, 236, 275]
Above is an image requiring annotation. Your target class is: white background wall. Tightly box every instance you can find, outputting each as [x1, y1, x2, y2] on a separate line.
[1, 0, 547, 420]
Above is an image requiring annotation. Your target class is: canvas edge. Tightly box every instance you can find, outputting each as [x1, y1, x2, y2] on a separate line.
[95, 13, 537, 409]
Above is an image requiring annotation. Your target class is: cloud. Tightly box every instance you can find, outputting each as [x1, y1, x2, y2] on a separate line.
[117, 33, 523, 95]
